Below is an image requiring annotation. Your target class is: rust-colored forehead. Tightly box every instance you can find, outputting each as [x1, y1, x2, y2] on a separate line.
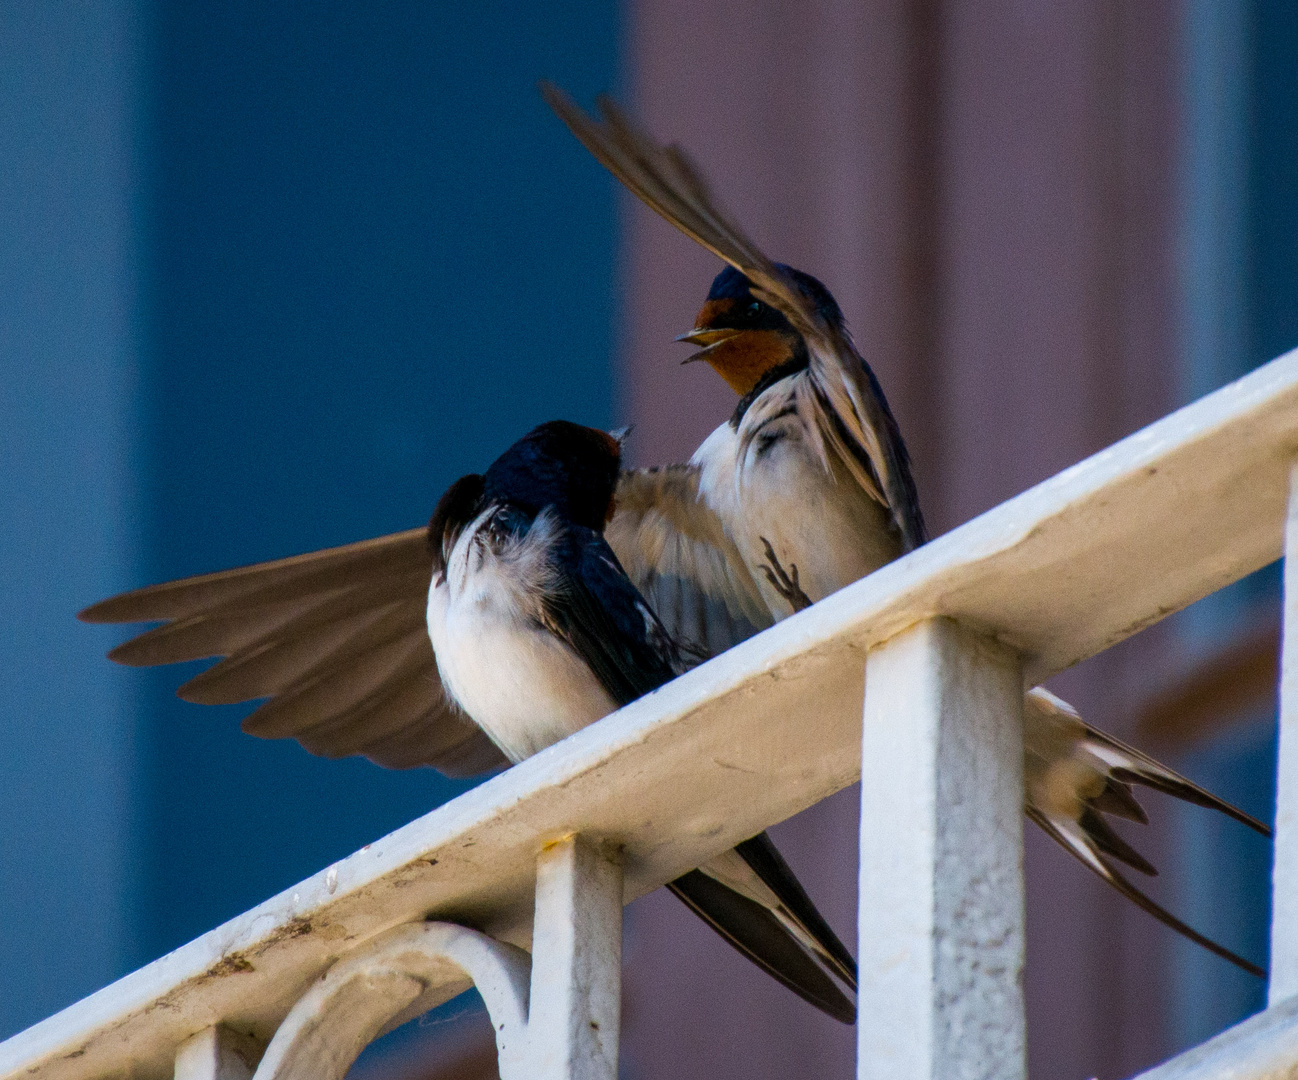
[694, 297, 736, 327]
[598, 430, 621, 523]
[595, 428, 622, 462]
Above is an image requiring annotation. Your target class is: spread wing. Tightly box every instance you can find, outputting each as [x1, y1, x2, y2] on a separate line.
[606, 465, 772, 656]
[1023, 688, 1268, 977]
[541, 84, 925, 551]
[79, 530, 508, 776]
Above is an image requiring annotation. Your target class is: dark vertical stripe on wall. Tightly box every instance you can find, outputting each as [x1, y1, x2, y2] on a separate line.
[1249, 0, 1298, 367]
[899, 0, 944, 514]
[133, 0, 619, 965]
[1166, 0, 1298, 1054]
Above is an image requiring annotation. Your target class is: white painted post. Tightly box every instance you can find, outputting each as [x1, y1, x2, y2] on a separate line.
[527, 835, 623, 1080]
[1271, 459, 1298, 1005]
[858, 617, 1026, 1080]
[174, 1026, 263, 1080]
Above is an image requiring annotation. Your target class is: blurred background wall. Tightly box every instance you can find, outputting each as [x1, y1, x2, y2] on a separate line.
[0, 0, 619, 1043]
[2, 2, 1297, 1079]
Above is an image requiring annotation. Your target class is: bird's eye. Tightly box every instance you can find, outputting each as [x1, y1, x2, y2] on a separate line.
[748, 301, 761, 315]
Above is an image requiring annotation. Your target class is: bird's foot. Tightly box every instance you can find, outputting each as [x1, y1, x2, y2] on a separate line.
[760, 538, 813, 613]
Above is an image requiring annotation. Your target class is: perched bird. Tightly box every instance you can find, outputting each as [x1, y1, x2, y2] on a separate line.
[84, 420, 859, 1022]
[542, 84, 1272, 977]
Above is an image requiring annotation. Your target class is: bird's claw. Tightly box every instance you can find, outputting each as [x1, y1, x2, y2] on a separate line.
[760, 537, 813, 613]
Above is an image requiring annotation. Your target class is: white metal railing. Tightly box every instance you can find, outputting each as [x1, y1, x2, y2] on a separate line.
[5, 347, 1298, 1080]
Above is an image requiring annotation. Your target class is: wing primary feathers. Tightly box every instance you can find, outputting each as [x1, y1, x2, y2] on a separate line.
[176, 597, 418, 705]
[1111, 765, 1272, 837]
[105, 560, 427, 670]
[81, 527, 509, 776]
[252, 647, 431, 744]
[105, 584, 352, 667]
[538, 82, 816, 339]
[1026, 807, 1266, 979]
[234, 632, 429, 735]
[735, 832, 857, 989]
[79, 528, 430, 624]
[667, 871, 856, 1023]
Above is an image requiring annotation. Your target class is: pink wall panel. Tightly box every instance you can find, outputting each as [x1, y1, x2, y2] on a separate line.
[619, 3, 1185, 1078]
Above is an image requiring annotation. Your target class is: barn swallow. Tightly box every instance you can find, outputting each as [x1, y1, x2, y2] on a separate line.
[82, 420, 859, 1022]
[541, 84, 1271, 977]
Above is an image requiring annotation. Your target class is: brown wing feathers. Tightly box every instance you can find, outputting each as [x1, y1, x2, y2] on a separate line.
[81, 527, 430, 623]
[105, 585, 354, 669]
[177, 592, 417, 704]
[539, 84, 816, 338]
[80, 529, 508, 776]
[1093, 727, 1271, 834]
[608, 466, 772, 655]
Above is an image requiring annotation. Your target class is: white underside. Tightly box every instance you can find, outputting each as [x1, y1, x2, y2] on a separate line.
[691, 376, 900, 617]
[426, 509, 618, 764]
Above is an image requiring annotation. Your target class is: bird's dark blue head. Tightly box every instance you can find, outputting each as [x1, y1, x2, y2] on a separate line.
[428, 420, 621, 575]
[482, 420, 622, 532]
[675, 264, 845, 396]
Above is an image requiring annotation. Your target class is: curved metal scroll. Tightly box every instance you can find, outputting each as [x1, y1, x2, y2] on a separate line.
[249, 921, 533, 1080]
[242, 834, 622, 1080]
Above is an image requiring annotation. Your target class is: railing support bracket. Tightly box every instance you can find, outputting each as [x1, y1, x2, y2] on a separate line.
[241, 833, 621, 1080]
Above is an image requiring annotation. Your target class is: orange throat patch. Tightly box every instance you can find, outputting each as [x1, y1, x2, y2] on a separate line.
[703, 329, 796, 396]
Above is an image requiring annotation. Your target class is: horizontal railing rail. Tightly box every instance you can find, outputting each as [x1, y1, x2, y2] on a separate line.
[5, 346, 1298, 1080]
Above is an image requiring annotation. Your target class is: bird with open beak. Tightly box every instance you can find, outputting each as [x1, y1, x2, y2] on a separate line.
[541, 83, 1271, 978]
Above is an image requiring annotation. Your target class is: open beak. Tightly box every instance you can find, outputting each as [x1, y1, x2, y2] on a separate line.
[674, 327, 743, 364]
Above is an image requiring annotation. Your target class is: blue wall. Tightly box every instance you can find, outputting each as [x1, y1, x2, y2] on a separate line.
[1169, 0, 1298, 1049]
[0, 0, 139, 1038]
[0, 0, 619, 1038]
[135, 0, 620, 968]
[1248, 0, 1298, 371]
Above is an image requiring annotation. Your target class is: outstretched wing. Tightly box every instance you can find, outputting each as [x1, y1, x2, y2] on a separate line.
[541, 84, 925, 551]
[1023, 687, 1268, 977]
[606, 465, 771, 656]
[540, 84, 812, 335]
[79, 530, 508, 776]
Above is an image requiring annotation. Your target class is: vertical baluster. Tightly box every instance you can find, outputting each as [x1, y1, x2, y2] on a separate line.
[857, 617, 1026, 1080]
[527, 834, 623, 1080]
[1271, 460, 1298, 1005]
[174, 1025, 263, 1080]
